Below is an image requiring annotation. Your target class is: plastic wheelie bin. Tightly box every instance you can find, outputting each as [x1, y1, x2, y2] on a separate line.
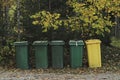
[50, 40, 65, 68]
[69, 40, 84, 68]
[85, 39, 101, 68]
[33, 41, 48, 69]
[14, 41, 29, 69]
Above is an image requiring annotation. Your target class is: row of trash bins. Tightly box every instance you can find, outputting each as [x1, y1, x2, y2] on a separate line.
[14, 39, 102, 69]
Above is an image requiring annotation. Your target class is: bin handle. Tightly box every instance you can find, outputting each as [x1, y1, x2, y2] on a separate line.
[76, 41, 78, 46]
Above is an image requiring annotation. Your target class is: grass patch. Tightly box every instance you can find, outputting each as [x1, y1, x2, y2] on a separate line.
[110, 37, 120, 48]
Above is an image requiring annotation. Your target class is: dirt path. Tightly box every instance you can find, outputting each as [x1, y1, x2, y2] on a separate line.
[0, 68, 119, 80]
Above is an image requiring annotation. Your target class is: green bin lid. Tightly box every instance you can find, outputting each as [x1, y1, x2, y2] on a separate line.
[33, 41, 48, 45]
[69, 40, 84, 46]
[49, 40, 65, 45]
[14, 41, 28, 46]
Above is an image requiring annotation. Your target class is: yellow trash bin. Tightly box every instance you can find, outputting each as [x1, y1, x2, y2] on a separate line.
[85, 39, 101, 68]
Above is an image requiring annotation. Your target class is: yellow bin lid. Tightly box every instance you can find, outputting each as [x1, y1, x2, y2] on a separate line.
[85, 39, 101, 44]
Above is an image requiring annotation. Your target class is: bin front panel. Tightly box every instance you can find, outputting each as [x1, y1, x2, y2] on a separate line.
[87, 43, 101, 68]
[70, 45, 83, 68]
[51, 46, 64, 68]
[15, 45, 29, 69]
[35, 46, 48, 68]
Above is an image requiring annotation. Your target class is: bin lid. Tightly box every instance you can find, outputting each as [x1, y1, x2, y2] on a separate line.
[49, 40, 65, 45]
[14, 41, 28, 46]
[33, 41, 48, 45]
[85, 39, 101, 44]
[69, 40, 84, 46]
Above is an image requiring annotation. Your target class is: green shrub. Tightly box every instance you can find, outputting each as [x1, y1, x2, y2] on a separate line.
[0, 39, 15, 67]
[110, 37, 120, 48]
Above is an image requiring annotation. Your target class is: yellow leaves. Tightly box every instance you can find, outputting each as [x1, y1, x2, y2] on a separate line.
[43, 22, 49, 28]
[1, 0, 14, 7]
[42, 28, 47, 32]
[32, 21, 39, 25]
[14, 27, 24, 33]
[67, 0, 119, 35]
[105, 27, 110, 33]
[83, 23, 89, 27]
[94, 0, 106, 10]
[62, 19, 69, 27]
[53, 13, 60, 19]
[93, 16, 98, 20]
[31, 11, 62, 32]
[30, 0, 120, 35]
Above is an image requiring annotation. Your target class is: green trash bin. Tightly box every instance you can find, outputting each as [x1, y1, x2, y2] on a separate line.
[69, 40, 84, 68]
[50, 40, 65, 68]
[14, 41, 29, 69]
[33, 41, 48, 69]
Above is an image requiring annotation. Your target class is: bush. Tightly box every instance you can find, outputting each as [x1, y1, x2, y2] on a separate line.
[0, 38, 15, 67]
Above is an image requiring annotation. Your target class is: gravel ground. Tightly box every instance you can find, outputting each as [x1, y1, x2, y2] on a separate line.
[0, 68, 120, 80]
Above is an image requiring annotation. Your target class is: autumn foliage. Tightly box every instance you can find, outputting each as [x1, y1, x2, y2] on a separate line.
[31, 0, 120, 38]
